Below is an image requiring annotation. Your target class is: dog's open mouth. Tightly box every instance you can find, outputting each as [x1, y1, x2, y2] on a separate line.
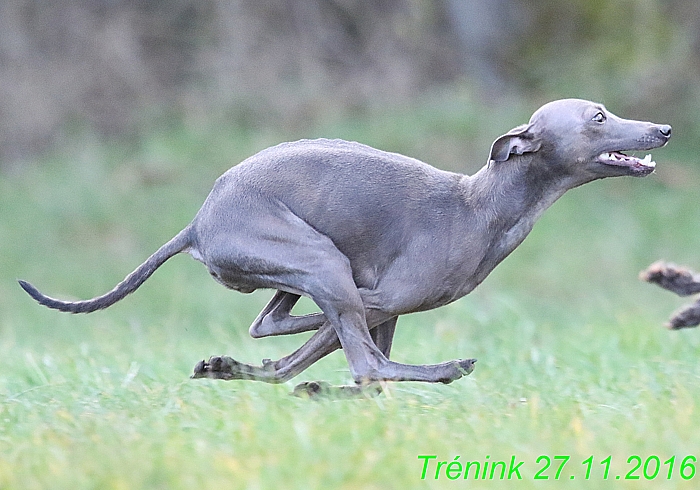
[597, 151, 656, 176]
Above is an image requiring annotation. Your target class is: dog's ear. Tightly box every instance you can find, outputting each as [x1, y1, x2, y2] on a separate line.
[488, 124, 542, 163]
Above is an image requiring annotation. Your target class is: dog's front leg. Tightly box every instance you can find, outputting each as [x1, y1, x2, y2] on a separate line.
[249, 290, 327, 338]
[192, 321, 342, 383]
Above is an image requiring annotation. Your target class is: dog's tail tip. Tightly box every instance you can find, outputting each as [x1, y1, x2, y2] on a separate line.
[18, 279, 40, 300]
[18, 279, 79, 313]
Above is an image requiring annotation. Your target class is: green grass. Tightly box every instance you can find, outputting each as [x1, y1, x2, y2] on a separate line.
[2, 98, 700, 489]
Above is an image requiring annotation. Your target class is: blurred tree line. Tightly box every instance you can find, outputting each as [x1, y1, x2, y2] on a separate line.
[1, 0, 699, 165]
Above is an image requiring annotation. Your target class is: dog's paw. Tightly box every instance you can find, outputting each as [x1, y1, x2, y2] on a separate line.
[437, 358, 477, 384]
[291, 380, 383, 399]
[457, 358, 477, 376]
[191, 356, 240, 380]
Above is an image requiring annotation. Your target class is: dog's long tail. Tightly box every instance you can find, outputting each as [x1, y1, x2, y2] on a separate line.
[18, 227, 193, 314]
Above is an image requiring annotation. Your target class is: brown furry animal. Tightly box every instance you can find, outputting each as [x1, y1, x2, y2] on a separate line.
[641, 261, 700, 329]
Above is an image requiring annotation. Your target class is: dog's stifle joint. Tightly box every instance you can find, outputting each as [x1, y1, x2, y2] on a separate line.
[19, 99, 671, 396]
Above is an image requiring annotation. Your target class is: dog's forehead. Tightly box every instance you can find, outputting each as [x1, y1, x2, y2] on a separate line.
[529, 99, 603, 127]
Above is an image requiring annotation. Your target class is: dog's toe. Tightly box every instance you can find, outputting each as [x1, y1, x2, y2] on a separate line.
[291, 381, 332, 398]
[191, 359, 208, 378]
[458, 358, 477, 375]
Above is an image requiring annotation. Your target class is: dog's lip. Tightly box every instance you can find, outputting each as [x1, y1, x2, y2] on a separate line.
[597, 151, 656, 176]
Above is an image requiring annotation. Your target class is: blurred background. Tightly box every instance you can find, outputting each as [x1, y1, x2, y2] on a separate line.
[1, 0, 699, 168]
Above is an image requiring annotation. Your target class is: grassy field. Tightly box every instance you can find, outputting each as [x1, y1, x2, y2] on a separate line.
[2, 98, 700, 489]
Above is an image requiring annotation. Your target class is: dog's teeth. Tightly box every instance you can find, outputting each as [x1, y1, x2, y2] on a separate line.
[642, 154, 656, 167]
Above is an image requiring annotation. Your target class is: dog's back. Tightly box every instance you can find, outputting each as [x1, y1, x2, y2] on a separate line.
[192, 138, 465, 282]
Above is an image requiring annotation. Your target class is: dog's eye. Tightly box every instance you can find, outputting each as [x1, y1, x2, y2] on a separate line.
[592, 112, 606, 123]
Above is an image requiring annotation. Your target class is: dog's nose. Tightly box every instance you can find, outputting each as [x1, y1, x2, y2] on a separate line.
[658, 124, 672, 137]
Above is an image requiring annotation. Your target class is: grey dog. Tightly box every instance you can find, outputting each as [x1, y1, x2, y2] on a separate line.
[20, 99, 671, 393]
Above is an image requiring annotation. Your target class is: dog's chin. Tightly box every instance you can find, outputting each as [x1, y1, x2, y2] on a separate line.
[596, 151, 657, 177]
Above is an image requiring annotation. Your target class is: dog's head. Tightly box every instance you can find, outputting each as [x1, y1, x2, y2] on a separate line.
[488, 99, 671, 180]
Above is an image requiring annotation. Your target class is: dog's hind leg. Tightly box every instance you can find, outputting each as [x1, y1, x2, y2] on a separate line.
[370, 317, 397, 358]
[248, 290, 326, 338]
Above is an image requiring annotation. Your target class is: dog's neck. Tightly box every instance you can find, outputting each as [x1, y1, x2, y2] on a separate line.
[459, 155, 577, 282]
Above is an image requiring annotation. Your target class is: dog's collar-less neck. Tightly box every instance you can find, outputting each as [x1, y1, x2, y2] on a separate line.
[459, 157, 572, 283]
[465, 156, 570, 226]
